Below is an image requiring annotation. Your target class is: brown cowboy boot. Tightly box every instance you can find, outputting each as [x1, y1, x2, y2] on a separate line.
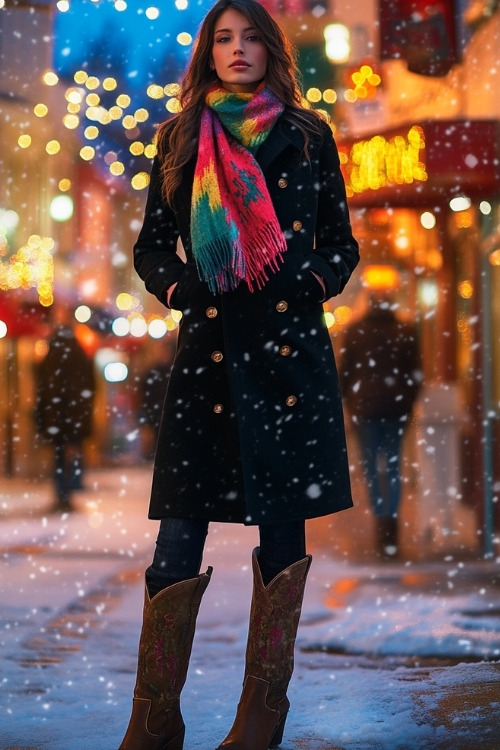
[118, 567, 212, 750]
[217, 548, 311, 750]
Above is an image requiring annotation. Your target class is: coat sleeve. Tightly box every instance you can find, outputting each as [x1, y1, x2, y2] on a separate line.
[133, 156, 185, 307]
[307, 123, 359, 300]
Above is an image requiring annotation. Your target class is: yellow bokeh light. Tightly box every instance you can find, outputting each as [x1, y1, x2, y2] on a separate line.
[144, 144, 157, 159]
[122, 114, 137, 130]
[46, 140, 61, 155]
[323, 89, 337, 104]
[164, 83, 181, 96]
[58, 178, 71, 191]
[147, 84, 164, 99]
[80, 145, 95, 161]
[166, 98, 182, 113]
[43, 70, 59, 86]
[86, 76, 100, 90]
[131, 172, 150, 190]
[86, 92, 101, 106]
[109, 105, 123, 120]
[116, 93, 131, 108]
[116, 292, 135, 310]
[34, 103, 49, 117]
[66, 87, 83, 104]
[0, 234, 54, 303]
[67, 102, 81, 114]
[489, 249, 500, 266]
[84, 125, 99, 139]
[110, 161, 125, 176]
[103, 77, 118, 91]
[130, 142, 145, 155]
[458, 280, 473, 299]
[177, 32, 192, 45]
[74, 70, 88, 84]
[134, 108, 149, 122]
[63, 113, 80, 129]
[343, 125, 427, 195]
[99, 110, 113, 125]
[18, 134, 32, 148]
[306, 87, 322, 103]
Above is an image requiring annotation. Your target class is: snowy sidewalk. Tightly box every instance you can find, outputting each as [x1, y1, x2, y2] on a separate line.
[1, 465, 500, 749]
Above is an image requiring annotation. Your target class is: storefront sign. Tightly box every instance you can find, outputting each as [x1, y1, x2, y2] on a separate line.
[340, 119, 500, 206]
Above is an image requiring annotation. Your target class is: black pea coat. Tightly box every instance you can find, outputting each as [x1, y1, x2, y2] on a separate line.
[134, 115, 360, 525]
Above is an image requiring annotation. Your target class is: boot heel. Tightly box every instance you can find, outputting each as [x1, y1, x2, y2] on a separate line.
[269, 710, 287, 748]
[166, 725, 185, 750]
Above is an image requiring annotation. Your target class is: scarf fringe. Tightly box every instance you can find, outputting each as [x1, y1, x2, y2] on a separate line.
[196, 222, 286, 295]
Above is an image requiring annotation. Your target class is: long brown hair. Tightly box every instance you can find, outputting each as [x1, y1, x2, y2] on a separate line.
[157, 0, 324, 206]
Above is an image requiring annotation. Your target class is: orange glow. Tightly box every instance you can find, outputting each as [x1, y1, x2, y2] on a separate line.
[74, 323, 100, 356]
[362, 265, 399, 290]
[489, 248, 500, 266]
[324, 577, 360, 608]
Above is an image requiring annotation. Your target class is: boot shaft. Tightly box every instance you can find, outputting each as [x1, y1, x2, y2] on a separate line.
[134, 567, 212, 702]
[245, 549, 311, 704]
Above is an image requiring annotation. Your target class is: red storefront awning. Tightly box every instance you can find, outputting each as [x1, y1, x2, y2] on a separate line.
[339, 119, 500, 207]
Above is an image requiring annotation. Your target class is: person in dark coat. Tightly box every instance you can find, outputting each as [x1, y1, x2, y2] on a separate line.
[35, 311, 96, 512]
[340, 290, 422, 558]
[117, 2, 359, 748]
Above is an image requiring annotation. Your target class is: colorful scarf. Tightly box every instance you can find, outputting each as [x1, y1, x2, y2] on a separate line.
[191, 84, 286, 294]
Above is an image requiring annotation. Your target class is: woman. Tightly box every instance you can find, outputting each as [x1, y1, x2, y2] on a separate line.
[118, 0, 359, 748]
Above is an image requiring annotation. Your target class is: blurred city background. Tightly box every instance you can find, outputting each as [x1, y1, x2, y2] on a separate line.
[1, 0, 499, 559]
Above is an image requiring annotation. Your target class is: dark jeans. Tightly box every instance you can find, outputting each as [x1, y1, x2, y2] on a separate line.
[146, 517, 306, 596]
[354, 417, 407, 519]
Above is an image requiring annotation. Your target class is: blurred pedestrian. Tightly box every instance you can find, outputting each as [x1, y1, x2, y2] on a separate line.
[35, 305, 96, 513]
[340, 290, 422, 558]
[117, 1, 359, 748]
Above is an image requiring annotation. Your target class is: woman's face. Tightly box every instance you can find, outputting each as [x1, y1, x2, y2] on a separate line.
[211, 8, 268, 93]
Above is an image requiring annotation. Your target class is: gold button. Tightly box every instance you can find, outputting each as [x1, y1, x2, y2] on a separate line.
[213, 403, 224, 414]
[292, 220, 302, 232]
[276, 300, 288, 312]
[206, 306, 218, 318]
[278, 178, 288, 188]
[211, 350, 223, 363]
[285, 395, 297, 407]
[279, 345, 292, 357]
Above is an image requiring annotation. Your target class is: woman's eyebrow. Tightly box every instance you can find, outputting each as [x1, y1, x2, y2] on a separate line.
[214, 25, 257, 34]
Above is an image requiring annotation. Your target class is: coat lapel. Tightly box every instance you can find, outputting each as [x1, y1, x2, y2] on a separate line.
[256, 117, 304, 172]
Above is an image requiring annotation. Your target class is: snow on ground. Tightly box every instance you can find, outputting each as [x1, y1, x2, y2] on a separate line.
[1, 468, 500, 749]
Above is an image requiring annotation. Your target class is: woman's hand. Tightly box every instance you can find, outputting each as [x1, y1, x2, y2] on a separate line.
[310, 270, 326, 301]
[166, 282, 178, 307]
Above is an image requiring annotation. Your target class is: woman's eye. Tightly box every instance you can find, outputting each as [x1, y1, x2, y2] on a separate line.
[215, 35, 230, 43]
